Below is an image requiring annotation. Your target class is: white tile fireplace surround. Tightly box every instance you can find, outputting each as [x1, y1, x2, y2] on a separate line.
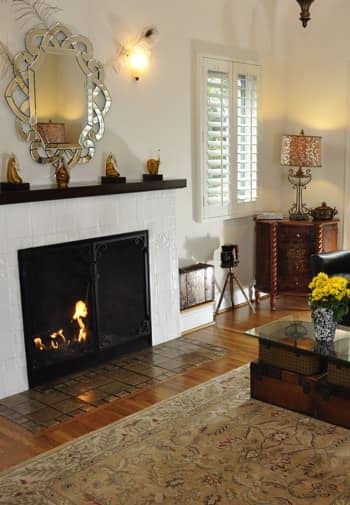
[0, 190, 180, 399]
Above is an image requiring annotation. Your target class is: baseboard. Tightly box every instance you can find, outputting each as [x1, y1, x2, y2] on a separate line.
[180, 302, 214, 333]
[181, 321, 216, 336]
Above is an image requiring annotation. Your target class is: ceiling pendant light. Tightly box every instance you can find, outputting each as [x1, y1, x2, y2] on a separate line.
[296, 0, 314, 28]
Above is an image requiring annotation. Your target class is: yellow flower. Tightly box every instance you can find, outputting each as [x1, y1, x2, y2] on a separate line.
[309, 272, 350, 307]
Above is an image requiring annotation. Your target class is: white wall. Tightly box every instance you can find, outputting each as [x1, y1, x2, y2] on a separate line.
[283, 0, 350, 247]
[0, 0, 291, 309]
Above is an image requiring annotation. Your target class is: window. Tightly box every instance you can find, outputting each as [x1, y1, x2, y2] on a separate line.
[198, 56, 261, 220]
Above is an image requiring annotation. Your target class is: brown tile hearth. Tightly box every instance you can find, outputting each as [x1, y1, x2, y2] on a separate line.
[0, 336, 228, 432]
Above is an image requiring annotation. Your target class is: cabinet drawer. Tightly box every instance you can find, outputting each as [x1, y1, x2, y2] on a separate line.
[278, 226, 314, 245]
[278, 275, 309, 292]
[277, 241, 313, 292]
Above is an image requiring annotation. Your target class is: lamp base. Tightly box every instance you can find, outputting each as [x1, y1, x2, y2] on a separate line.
[287, 166, 312, 222]
[289, 211, 310, 221]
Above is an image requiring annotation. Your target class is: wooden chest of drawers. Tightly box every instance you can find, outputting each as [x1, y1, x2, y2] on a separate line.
[255, 219, 338, 310]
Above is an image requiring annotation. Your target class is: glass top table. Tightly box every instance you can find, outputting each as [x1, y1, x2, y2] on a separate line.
[245, 315, 350, 366]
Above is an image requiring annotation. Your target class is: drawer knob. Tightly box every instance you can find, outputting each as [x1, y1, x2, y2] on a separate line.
[296, 233, 301, 238]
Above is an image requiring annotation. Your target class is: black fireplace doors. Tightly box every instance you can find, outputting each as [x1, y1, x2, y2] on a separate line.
[18, 231, 151, 386]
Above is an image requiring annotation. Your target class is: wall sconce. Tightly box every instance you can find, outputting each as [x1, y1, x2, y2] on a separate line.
[118, 26, 158, 81]
[126, 46, 151, 81]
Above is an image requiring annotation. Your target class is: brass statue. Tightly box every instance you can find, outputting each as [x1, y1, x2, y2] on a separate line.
[146, 158, 160, 175]
[146, 148, 160, 175]
[105, 154, 120, 178]
[7, 155, 23, 184]
[55, 158, 70, 189]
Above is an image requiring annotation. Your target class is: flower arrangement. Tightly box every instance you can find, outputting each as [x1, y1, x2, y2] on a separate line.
[309, 272, 350, 322]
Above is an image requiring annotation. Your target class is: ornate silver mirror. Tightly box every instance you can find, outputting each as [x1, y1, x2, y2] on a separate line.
[5, 23, 111, 166]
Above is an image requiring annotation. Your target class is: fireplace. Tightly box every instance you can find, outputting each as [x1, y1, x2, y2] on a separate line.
[18, 231, 151, 386]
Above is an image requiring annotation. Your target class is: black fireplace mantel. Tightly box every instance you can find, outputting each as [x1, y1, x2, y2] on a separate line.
[0, 179, 187, 206]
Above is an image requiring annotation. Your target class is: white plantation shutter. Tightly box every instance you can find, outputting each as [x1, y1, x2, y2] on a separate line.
[235, 64, 259, 206]
[203, 58, 231, 218]
[199, 56, 261, 221]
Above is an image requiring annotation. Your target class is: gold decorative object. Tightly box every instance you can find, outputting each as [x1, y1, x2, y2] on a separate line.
[146, 148, 161, 174]
[0, 154, 30, 191]
[280, 129, 322, 221]
[7, 155, 22, 184]
[105, 154, 120, 178]
[5, 23, 111, 167]
[143, 148, 162, 181]
[146, 158, 160, 175]
[101, 153, 126, 184]
[309, 202, 338, 221]
[55, 158, 69, 189]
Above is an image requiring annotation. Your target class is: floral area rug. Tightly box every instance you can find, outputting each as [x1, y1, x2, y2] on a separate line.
[1, 365, 350, 504]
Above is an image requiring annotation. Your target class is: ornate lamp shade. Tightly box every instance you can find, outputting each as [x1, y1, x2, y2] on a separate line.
[281, 132, 322, 168]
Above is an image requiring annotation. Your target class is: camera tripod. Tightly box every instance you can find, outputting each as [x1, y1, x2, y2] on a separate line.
[215, 266, 256, 316]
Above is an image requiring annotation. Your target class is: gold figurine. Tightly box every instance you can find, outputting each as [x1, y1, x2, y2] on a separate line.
[105, 153, 120, 178]
[7, 155, 23, 184]
[55, 158, 70, 189]
[146, 148, 160, 175]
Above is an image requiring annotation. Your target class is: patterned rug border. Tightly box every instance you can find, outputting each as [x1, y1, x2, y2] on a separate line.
[0, 364, 251, 482]
[2, 363, 350, 505]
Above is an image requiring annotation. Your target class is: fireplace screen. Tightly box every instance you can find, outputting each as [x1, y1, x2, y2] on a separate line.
[18, 231, 151, 386]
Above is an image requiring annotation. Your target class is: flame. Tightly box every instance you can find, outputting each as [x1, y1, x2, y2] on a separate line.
[33, 300, 88, 351]
[51, 338, 59, 350]
[50, 328, 67, 343]
[73, 300, 88, 343]
[34, 337, 45, 351]
[50, 328, 67, 349]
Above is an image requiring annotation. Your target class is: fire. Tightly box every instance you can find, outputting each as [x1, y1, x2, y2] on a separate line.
[34, 337, 45, 351]
[50, 329, 67, 343]
[50, 329, 67, 349]
[73, 300, 88, 343]
[33, 300, 88, 351]
[51, 338, 59, 350]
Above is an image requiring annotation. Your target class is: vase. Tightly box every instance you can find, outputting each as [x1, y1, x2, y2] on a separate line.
[312, 307, 337, 342]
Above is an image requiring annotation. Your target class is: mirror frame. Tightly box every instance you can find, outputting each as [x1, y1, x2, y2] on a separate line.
[5, 23, 111, 167]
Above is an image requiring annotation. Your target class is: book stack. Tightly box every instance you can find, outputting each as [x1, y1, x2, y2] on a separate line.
[255, 212, 284, 220]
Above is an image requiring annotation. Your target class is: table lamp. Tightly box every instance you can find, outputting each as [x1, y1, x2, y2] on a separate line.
[280, 129, 322, 220]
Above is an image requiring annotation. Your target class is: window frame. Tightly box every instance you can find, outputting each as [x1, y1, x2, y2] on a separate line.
[196, 53, 263, 222]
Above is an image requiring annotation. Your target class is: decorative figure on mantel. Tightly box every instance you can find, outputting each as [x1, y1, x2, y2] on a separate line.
[55, 157, 70, 189]
[143, 148, 163, 181]
[106, 153, 120, 177]
[0, 154, 30, 192]
[7, 155, 22, 184]
[101, 153, 126, 184]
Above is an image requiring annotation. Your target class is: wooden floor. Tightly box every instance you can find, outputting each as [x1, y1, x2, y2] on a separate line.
[0, 295, 308, 472]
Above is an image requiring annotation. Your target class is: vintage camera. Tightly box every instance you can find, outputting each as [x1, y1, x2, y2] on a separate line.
[220, 244, 239, 268]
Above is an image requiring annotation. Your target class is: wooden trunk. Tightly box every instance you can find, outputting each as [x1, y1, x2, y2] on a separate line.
[250, 361, 317, 415]
[251, 360, 350, 429]
[314, 382, 350, 429]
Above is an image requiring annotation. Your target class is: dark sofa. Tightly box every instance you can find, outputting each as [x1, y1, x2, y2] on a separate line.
[310, 250, 350, 326]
